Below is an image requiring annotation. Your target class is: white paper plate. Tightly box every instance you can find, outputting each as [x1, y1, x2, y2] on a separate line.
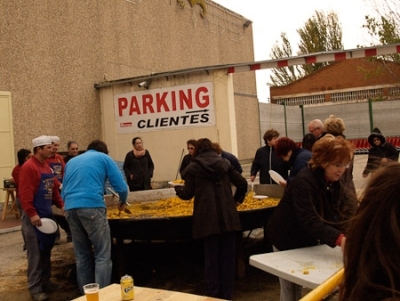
[269, 170, 285, 184]
[168, 181, 184, 186]
[253, 195, 268, 199]
[36, 218, 57, 234]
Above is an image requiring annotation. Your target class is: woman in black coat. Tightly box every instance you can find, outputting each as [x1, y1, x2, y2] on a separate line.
[267, 134, 358, 301]
[123, 137, 154, 191]
[175, 138, 247, 300]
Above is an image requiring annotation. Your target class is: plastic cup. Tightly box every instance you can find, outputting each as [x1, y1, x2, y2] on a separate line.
[83, 283, 99, 301]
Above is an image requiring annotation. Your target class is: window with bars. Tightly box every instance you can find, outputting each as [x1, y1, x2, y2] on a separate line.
[389, 86, 400, 96]
[331, 89, 383, 102]
[276, 94, 325, 106]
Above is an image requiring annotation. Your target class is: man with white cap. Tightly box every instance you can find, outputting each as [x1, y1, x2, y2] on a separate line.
[46, 135, 71, 244]
[19, 135, 65, 301]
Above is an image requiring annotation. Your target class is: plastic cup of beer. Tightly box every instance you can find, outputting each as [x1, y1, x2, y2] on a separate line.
[83, 283, 99, 301]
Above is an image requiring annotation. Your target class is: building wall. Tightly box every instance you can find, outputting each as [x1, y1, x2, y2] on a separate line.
[0, 0, 258, 163]
[100, 69, 244, 181]
[270, 58, 400, 102]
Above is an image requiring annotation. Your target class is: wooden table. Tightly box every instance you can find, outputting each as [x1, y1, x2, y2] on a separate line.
[1, 188, 19, 220]
[249, 244, 343, 289]
[71, 284, 226, 301]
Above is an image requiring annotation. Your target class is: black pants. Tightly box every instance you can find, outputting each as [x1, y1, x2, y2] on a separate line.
[53, 215, 71, 238]
[203, 232, 236, 300]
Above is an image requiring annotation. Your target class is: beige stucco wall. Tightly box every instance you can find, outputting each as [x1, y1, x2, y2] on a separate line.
[0, 0, 259, 169]
[100, 69, 240, 181]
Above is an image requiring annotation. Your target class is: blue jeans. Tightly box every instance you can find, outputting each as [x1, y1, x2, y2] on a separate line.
[65, 208, 112, 293]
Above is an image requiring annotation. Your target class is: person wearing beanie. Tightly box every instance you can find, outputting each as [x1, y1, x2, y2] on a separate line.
[362, 127, 399, 178]
[19, 135, 65, 301]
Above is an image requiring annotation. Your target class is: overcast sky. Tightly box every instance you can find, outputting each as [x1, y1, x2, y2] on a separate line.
[213, 0, 373, 102]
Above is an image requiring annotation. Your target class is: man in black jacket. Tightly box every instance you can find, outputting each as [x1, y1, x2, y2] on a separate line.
[250, 129, 287, 184]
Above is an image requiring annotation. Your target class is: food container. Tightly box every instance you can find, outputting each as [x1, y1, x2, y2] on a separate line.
[106, 185, 284, 240]
[108, 186, 284, 278]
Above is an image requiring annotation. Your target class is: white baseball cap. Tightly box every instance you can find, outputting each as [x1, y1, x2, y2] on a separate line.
[32, 135, 53, 147]
[50, 136, 60, 143]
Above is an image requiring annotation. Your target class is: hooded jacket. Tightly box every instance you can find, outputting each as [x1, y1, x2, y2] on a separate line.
[363, 128, 399, 175]
[175, 149, 248, 239]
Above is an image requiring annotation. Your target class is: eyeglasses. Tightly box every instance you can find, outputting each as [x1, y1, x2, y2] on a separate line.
[309, 127, 320, 133]
[331, 163, 350, 169]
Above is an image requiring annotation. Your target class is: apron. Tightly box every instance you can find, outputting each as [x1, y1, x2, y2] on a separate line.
[49, 161, 63, 183]
[33, 172, 56, 251]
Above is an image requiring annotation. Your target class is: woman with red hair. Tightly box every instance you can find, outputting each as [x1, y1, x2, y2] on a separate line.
[267, 135, 358, 301]
[275, 137, 311, 187]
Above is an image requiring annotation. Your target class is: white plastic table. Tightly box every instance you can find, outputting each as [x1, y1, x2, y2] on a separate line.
[249, 244, 343, 289]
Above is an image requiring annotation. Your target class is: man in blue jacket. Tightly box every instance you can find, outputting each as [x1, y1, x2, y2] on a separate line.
[61, 140, 128, 293]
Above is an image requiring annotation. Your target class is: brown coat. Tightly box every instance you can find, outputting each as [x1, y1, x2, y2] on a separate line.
[175, 149, 248, 239]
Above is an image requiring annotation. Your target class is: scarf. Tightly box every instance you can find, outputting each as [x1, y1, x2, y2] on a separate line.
[133, 148, 146, 157]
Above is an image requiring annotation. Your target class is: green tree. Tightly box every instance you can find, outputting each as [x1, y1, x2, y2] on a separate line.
[364, 15, 400, 45]
[269, 10, 343, 87]
[297, 11, 343, 76]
